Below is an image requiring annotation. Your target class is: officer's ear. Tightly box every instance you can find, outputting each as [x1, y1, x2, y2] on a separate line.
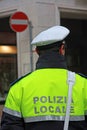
[35, 47, 40, 55]
[59, 44, 65, 56]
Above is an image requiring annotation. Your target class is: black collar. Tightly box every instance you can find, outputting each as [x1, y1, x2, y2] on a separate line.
[36, 51, 67, 70]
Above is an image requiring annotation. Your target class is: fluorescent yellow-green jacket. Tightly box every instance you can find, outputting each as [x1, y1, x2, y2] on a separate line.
[3, 69, 87, 123]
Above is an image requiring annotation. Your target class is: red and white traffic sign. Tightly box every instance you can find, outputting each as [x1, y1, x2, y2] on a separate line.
[10, 11, 29, 32]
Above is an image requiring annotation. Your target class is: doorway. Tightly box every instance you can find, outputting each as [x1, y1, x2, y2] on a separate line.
[0, 16, 17, 104]
[61, 18, 87, 76]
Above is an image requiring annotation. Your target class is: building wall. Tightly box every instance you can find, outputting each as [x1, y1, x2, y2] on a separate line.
[0, 0, 87, 76]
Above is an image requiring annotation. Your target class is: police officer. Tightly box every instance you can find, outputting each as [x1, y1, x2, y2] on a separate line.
[0, 26, 87, 130]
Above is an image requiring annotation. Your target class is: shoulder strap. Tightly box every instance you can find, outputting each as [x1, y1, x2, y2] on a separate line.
[63, 71, 75, 130]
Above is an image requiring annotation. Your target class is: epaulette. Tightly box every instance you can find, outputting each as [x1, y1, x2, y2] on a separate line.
[10, 72, 32, 87]
[78, 73, 87, 79]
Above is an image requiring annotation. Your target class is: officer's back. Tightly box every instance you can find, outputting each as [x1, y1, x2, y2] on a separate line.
[1, 26, 87, 130]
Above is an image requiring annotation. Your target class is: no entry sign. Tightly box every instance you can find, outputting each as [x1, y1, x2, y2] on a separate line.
[10, 11, 29, 32]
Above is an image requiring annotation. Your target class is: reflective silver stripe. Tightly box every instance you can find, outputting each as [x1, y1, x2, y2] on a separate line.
[3, 107, 22, 118]
[24, 115, 85, 123]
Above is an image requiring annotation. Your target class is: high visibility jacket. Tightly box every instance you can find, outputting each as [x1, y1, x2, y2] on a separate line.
[2, 69, 87, 125]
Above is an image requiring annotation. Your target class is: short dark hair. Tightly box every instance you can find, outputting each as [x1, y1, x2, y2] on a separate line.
[36, 41, 65, 55]
[36, 41, 65, 50]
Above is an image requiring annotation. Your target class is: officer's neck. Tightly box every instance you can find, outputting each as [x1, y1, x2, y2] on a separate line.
[36, 51, 67, 70]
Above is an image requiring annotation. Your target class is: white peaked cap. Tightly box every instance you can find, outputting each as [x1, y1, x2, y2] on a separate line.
[31, 26, 70, 46]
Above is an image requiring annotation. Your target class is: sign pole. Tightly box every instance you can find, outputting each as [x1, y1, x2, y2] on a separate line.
[29, 21, 33, 72]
